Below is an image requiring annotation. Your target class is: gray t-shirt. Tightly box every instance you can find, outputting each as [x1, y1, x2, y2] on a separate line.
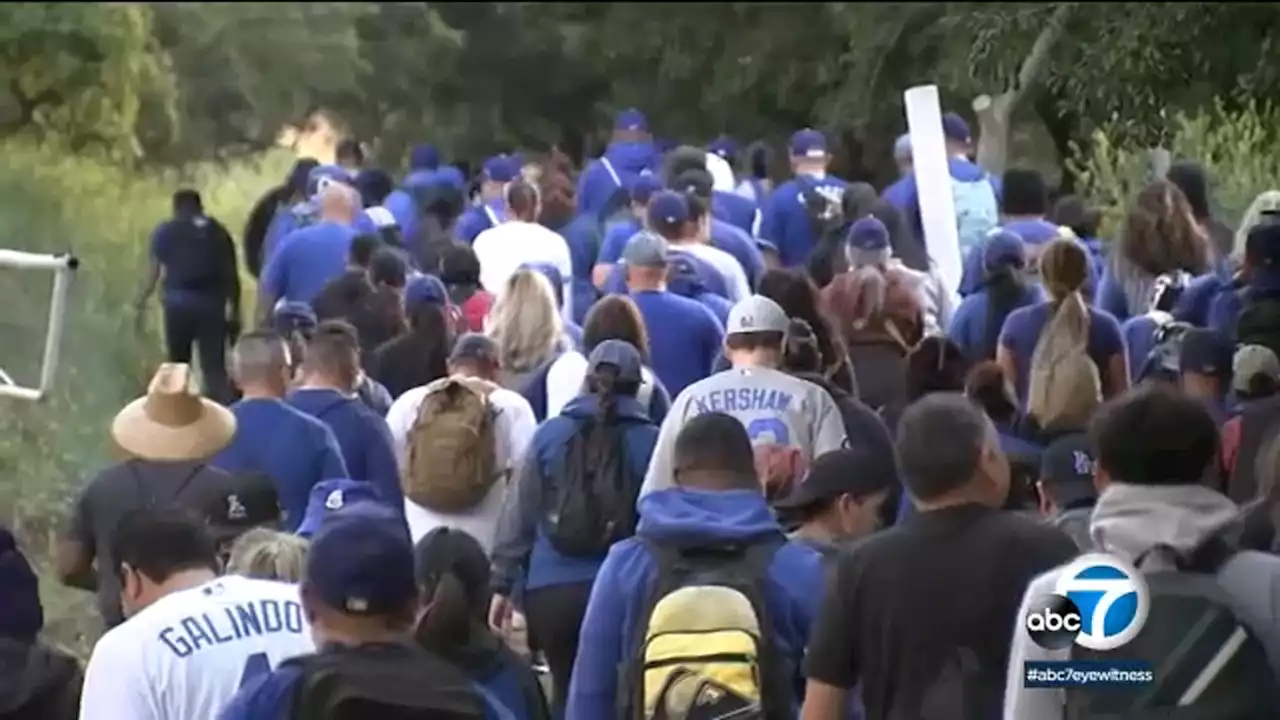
[640, 366, 847, 496]
[69, 459, 235, 627]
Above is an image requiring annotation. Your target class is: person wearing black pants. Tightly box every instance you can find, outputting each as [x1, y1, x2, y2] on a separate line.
[521, 582, 594, 710]
[135, 189, 241, 405]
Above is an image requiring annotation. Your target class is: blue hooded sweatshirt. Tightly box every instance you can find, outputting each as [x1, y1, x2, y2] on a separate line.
[518, 358, 671, 426]
[759, 174, 850, 268]
[710, 217, 765, 289]
[455, 198, 509, 245]
[490, 395, 659, 596]
[217, 645, 519, 720]
[566, 488, 824, 720]
[285, 388, 403, 508]
[212, 398, 350, 531]
[576, 141, 657, 219]
[882, 156, 1002, 260]
[554, 213, 604, 325]
[261, 221, 359, 305]
[712, 190, 759, 237]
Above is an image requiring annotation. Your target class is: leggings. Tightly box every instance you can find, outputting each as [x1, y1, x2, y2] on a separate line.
[523, 581, 594, 714]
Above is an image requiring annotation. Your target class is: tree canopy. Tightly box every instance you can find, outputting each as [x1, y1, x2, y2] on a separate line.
[1, 1, 1277, 186]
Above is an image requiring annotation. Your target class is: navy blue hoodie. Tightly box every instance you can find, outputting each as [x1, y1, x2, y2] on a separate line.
[553, 214, 603, 326]
[490, 394, 659, 595]
[285, 388, 403, 508]
[576, 141, 657, 219]
[566, 488, 824, 719]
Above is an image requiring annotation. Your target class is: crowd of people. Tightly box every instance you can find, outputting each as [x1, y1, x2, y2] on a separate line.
[3, 105, 1280, 720]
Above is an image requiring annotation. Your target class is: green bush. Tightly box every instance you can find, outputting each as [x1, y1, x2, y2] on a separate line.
[0, 141, 290, 653]
[1069, 100, 1280, 242]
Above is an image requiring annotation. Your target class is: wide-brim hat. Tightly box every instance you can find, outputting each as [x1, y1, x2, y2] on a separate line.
[111, 363, 235, 462]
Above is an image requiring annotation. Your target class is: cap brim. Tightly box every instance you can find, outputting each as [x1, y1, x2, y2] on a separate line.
[111, 399, 235, 462]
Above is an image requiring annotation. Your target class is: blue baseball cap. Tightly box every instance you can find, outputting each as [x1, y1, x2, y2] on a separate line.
[481, 155, 517, 183]
[409, 143, 440, 171]
[404, 274, 448, 314]
[646, 191, 690, 229]
[296, 479, 381, 538]
[942, 112, 972, 144]
[628, 174, 664, 204]
[615, 108, 649, 133]
[846, 216, 890, 252]
[708, 136, 736, 160]
[983, 229, 1027, 271]
[307, 164, 352, 199]
[622, 231, 669, 269]
[588, 339, 643, 384]
[789, 129, 828, 159]
[272, 301, 317, 335]
[304, 502, 416, 616]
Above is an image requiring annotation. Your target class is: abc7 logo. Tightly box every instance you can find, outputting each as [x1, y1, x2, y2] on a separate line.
[1023, 553, 1149, 651]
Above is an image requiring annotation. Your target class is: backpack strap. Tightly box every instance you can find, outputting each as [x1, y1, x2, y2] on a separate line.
[599, 157, 622, 188]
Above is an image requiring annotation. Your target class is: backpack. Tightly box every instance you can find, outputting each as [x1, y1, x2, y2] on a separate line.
[1149, 271, 1191, 314]
[1064, 539, 1280, 720]
[1236, 288, 1280, 359]
[165, 217, 227, 294]
[544, 418, 638, 557]
[624, 533, 793, 720]
[798, 176, 844, 244]
[951, 176, 999, 263]
[1137, 314, 1194, 382]
[404, 376, 501, 513]
[285, 644, 486, 720]
[1026, 293, 1102, 432]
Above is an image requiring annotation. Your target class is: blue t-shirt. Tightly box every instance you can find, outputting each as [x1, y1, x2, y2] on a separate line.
[759, 175, 850, 268]
[597, 218, 643, 266]
[601, 249, 732, 300]
[285, 388, 403, 507]
[262, 221, 359, 305]
[709, 218, 765, 289]
[947, 284, 1044, 362]
[629, 290, 725, 396]
[998, 301, 1125, 401]
[212, 398, 349, 531]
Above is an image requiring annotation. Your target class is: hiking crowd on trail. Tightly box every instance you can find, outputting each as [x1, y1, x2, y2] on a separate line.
[6, 104, 1280, 720]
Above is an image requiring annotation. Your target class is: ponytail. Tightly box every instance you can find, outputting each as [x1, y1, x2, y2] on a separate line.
[415, 571, 474, 651]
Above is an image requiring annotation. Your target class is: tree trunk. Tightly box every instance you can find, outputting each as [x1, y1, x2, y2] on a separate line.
[973, 3, 1073, 177]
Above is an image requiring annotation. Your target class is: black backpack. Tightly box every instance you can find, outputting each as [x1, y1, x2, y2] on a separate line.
[165, 217, 229, 294]
[797, 176, 844, 247]
[405, 182, 464, 273]
[1137, 315, 1194, 383]
[623, 533, 792, 720]
[284, 643, 486, 720]
[1236, 288, 1280, 359]
[544, 418, 637, 557]
[1064, 539, 1279, 720]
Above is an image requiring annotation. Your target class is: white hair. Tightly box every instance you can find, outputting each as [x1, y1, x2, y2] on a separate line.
[225, 529, 309, 583]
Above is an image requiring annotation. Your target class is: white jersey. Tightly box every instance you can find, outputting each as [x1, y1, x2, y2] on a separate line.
[675, 242, 751, 302]
[79, 576, 314, 720]
[472, 220, 575, 323]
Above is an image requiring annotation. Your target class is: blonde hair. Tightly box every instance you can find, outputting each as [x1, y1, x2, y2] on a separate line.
[225, 529, 309, 583]
[1027, 238, 1102, 432]
[1234, 190, 1280, 262]
[486, 268, 564, 374]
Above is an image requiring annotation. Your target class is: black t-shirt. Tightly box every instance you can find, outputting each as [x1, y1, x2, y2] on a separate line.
[69, 459, 236, 628]
[803, 503, 1077, 719]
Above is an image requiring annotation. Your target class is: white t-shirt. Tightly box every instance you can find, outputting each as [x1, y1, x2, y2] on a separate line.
[385, 382, 537, 553]
[79, 576, 313, 720]
[674, 241, 751, 302]
[544, 351, 656, 419]
[472, 220, 575, 323]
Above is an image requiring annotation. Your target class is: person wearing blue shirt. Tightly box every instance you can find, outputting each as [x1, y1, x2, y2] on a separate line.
[414, 528, 552, 720]
[959, 168, 1084, 297]
[948, 230, 1044, 362]
[384, 143, 454, 239]
[997, 238, 1129, 404]
[285, 320, 402, 508]
[490, 341, 660, 716]
[218, 503, 511, 720]
[213, 331, 348, 531]
[455, 155, 516, 244]
[567, 412, 823, 719]
[258, 159, 320, 271]
[259, 183, 362, 313]
[883, 113, 1002, 271]
[577, 108, 658, 219]
[668, 254, 733, 325]
[759, 128, 850, 268]
[1048, 194, 1107, 284]
[674, 169, 765, 288]
[593, 174, 664, 288]
[621, 227, 726, 395]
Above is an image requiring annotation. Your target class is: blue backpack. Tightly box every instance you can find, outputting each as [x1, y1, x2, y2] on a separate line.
[951, 176, 999, 262]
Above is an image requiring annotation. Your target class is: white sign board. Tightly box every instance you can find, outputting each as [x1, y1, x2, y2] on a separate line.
[904, 85, 963, 300]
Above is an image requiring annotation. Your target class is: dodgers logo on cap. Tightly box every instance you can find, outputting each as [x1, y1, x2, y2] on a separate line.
[325, 490, 345, 510]
[1023, 553, 1150, 651]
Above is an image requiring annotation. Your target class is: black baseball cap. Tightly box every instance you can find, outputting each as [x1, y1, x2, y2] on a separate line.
[773, 446, 896, 511]
[199, 472, 283, 544]
[1038, 434, 1098, 507]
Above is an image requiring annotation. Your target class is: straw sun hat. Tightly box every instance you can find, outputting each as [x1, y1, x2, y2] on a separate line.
[111, 363, 235, 461]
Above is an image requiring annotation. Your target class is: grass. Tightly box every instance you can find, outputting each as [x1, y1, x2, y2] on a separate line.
[0, 141, 293, 655]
